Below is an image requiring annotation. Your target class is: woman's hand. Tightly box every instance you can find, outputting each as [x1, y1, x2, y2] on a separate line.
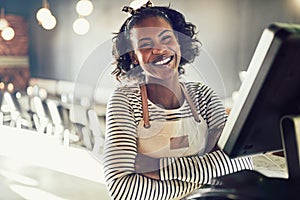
[135, 153, 160, 180]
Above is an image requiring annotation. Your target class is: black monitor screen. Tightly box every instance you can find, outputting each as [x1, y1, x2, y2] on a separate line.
[218, 23, 300, 158]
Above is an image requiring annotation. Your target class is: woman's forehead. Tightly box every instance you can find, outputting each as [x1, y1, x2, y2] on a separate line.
[130, 17, 173, 38]
[133, 16, 171, 29]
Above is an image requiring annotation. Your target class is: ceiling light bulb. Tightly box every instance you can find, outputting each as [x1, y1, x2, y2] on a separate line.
[36, 7, 51, 23]
[73, 17, 90, 35]
[76, 0, 93, 16]
[0, 18, 8, 30]
[1, 26, 15, 40]
[41, 15, 57, 30]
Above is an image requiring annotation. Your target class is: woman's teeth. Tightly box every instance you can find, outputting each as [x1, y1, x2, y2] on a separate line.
[153, 56, 172, 66]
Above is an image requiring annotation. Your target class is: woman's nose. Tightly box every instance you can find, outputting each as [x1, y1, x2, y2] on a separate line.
[152, 46, 167, 55]
[152, 43, 167, 54]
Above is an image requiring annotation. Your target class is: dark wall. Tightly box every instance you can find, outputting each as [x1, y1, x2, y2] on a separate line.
[0, 0, 30, 18]
[28, 0, 123, 82]
[234, 0, 300, 71]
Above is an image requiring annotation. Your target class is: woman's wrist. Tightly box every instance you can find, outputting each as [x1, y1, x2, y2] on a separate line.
[135, 153, 160, 179]
[135, 153, 160, 173]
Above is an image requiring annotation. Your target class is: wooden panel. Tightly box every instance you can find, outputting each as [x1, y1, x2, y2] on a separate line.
[0, 14, 29, 91]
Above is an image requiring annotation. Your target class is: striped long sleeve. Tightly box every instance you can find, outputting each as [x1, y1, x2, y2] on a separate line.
[159, 150, 253, 183]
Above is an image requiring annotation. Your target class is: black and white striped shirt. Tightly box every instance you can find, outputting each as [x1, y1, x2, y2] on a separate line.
[103, 82, 253, 200]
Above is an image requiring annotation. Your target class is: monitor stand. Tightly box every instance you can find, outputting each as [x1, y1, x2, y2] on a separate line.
[187, 115, 300, 200]
[280, 115, 300, 180]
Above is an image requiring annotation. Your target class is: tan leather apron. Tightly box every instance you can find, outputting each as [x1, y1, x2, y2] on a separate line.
[137, 83, 208, 158]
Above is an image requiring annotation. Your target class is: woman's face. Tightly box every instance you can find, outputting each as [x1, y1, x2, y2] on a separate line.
[130, 16, 181, 81]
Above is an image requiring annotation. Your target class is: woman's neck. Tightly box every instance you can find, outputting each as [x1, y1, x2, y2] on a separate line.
[145, 78, 184, 109]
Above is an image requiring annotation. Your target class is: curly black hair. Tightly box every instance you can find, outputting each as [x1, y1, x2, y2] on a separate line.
[112, 5, 201, 81]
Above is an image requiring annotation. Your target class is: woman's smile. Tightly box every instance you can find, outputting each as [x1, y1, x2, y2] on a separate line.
[150, 55, 174, 67]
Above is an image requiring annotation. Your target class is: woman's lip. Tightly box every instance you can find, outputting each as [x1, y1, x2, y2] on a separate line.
[151, 55, 174, 66]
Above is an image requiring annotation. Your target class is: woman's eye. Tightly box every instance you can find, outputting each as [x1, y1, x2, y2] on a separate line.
[161, 35, 172, 43]
[139, 42, 152, 48]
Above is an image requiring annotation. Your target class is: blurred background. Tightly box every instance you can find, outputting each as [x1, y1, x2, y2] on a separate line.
[0, 0, 299, 199]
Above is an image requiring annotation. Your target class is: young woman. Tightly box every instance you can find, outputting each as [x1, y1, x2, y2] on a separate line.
[103, 2, 253, 199]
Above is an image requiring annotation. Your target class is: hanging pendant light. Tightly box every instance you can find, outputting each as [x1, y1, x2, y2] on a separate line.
[0, 8, 8, 30]
[76, 0, 93, 16]
[36, 0, 57, 30]
[41, 14, 57, 30]
[73, 0, 93, 35]
[1, 26, 15, 40]
[36, 0, 51, 23]
[0, 19, 8, 31]
[73, 17, 90, 35]
[36, 8, 51, 24]
[0, 8, 15, 41]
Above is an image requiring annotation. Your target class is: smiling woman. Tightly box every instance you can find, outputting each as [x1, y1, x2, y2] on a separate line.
[130, 18, 181, 82]
[103, 1, 253, 200]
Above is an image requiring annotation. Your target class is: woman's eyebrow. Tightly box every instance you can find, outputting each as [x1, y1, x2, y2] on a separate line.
[158, 29, 172, 37]
[138, 38, 151, 43]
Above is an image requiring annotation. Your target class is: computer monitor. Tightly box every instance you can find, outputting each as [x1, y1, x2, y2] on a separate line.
[218, 23, 300, 166]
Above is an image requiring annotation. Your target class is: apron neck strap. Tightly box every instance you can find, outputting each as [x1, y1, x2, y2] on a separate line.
[140, 84, 151, 128]
[139, 82, 200, 128]
[180, 82, 201, 123]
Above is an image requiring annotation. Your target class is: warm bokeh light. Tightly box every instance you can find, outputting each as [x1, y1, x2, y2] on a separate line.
[1, 26, 15, 40]
[38, 88, 48, 99]
[76, 0, 93, 16]
[7, 83, 14, 92]
[0, 82, 5, 90]
[15, 92, 22, 99]
[36, 7, 51, 23]
[73, 17, 90, 35]
[41, 15, 57, 30]
[36, 0, 57, 30]
[0, 18, 8, 30]
[26, 86, 33, 96]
